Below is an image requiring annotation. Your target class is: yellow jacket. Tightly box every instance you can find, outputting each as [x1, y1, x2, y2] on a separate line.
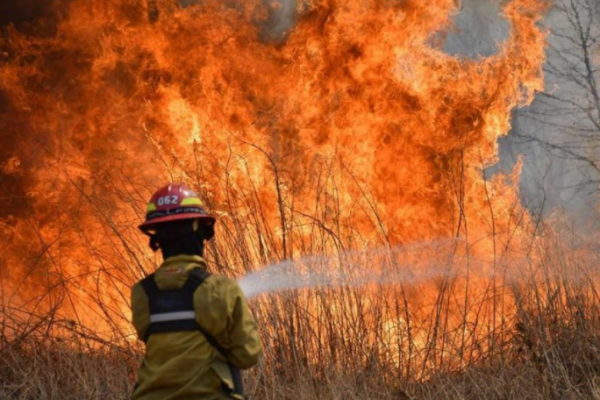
[131, 255, 262, 400]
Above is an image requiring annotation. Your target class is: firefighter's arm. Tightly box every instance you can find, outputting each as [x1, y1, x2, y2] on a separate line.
[195, 276, 263, 369]
[131, 281, 151, 340]
[225, 280, 263, 369]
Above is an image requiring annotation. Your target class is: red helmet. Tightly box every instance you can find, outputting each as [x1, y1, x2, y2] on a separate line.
[139, 183, 215, 234]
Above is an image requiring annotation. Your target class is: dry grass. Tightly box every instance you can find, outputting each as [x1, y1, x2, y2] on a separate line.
[2, 228, 600, 400]
[0, 334, 136, 399]
[2, 302, 600, 400]
[1, 146, 599, 399]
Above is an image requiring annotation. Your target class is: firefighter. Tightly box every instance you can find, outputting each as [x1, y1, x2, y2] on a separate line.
[131, 183, 262, 400]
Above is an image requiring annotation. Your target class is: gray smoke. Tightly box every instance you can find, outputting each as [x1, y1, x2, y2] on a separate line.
[503, 1, 600, 226]
[442, 0, 510, 58]
[259, 0, 298, 41]
[443, 0, 600, 229]
[177, 0, 298, 41]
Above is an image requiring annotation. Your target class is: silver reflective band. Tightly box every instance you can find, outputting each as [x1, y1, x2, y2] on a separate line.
[150, 311, 196, 323]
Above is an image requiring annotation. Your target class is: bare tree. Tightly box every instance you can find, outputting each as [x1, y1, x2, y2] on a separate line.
[514, 0, 600, 204]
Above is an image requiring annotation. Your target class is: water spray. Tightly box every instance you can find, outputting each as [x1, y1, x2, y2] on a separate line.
[238, 240, 466, 299]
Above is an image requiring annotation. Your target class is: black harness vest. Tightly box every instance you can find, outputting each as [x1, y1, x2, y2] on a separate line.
[140, 268, 209, 342]
[139, 268, 244, 398]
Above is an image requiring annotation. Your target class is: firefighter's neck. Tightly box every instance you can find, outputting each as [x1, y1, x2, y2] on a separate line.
[162, 254, 208, 269]
[160, 238, 205, 259]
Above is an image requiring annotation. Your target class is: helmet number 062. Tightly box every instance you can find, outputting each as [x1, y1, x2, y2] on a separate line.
[157, 195, 179, 206]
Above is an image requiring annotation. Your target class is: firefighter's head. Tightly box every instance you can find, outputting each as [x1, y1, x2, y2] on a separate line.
[139, 183, 215, 258]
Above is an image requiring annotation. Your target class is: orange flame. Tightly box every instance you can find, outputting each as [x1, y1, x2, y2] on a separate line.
[0, 0, 548, 361]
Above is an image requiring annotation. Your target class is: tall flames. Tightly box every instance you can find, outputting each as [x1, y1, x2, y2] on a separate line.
[0, 0, 551, 376]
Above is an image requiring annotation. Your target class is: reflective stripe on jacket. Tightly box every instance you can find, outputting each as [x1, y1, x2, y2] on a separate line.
[131, 255, 263, 400]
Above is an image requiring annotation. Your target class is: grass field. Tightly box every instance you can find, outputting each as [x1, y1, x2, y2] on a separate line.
[2, 220, 600, 400]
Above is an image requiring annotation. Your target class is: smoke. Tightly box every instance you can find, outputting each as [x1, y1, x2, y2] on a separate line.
[259, 0, 298, 41]
[440, 0, 600, 229]
[502, 1, 600, 227]
[175, 0, 299, 41]
[442, 0, 510, 58]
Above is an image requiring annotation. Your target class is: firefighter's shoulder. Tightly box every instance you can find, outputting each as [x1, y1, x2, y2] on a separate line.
[202, 273, 245, 300]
